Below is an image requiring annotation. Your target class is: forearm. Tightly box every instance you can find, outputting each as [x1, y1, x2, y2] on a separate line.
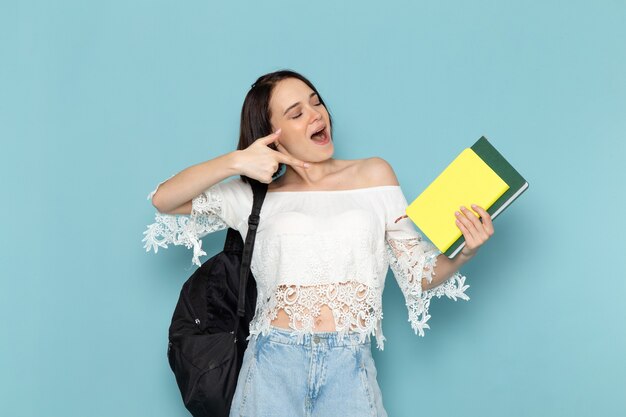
[421, 251, 475, 291]
[151, 151, 242, 213]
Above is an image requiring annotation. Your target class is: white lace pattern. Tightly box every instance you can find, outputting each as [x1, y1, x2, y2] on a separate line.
[143, 178, 473, 350]
[142, 176, 229, 266]
[248, 281, 384, 347]
[385, 236, 470, 337]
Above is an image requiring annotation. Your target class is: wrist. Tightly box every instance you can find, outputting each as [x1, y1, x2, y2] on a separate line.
[227, 150, 244, 176]
[459, 248, 477, 261]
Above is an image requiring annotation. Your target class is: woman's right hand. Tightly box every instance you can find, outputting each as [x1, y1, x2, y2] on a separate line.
[236, 129, 310, 183]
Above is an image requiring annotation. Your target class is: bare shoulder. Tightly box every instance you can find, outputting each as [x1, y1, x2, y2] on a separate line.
[358, 157, 399, 187]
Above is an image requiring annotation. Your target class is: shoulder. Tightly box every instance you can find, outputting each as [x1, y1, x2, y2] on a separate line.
[357, 157, 399, 187]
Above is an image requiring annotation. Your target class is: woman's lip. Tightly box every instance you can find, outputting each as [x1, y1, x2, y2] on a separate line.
[310, 126, 326, 138]
[311, 128, 330, 145]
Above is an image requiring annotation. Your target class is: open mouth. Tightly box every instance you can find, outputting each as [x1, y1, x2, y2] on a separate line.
[310, 126, 329, 143]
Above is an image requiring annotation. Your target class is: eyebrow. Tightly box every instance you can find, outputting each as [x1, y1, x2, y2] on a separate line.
[282, 92, 319, 116]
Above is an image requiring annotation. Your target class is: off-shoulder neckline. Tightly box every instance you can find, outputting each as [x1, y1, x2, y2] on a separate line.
[265, 184, 401, 194]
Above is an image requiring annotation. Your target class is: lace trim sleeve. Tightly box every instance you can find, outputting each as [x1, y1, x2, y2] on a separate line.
[142, 176, 229, 266]
[385, 235, 470, 336]
[383, 184, 470, 336]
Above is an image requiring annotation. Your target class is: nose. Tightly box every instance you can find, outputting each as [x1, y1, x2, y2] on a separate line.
[309, 106, 322, 123]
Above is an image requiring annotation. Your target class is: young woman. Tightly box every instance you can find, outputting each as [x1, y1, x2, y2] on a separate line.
[143, 70, 494, 417]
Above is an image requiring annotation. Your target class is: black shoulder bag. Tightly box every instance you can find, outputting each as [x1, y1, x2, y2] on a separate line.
[166, 179, 268, 417]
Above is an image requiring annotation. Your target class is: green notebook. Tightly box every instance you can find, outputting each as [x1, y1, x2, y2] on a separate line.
[441, 136, 529, 257]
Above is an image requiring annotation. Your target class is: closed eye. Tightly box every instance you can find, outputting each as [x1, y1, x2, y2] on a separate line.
[290, 99, 322, 118]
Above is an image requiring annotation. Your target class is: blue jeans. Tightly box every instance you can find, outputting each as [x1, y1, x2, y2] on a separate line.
[229, 325, 388, 417]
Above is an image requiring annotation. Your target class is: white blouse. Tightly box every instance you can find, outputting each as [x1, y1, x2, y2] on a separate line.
[142, 176, 470, 350]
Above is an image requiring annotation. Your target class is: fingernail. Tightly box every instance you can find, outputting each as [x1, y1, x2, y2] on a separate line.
[471, 204, 477, 208]
[304, 163, 310, 168]
[275, 128, 282, 134]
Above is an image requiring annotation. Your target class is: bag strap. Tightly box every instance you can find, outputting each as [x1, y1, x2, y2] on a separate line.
[233, 179, 267, 337]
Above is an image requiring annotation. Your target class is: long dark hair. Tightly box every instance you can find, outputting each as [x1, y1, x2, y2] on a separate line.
[237, 69, 333, 184]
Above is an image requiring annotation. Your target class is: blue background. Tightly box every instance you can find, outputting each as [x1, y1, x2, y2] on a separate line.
[2, 1, 625, 416]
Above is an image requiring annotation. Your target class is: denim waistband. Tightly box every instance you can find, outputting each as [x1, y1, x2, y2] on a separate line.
[259, 325, 372, 347]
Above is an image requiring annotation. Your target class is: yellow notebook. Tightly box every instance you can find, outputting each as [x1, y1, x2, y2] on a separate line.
[406, 148, 509, 255]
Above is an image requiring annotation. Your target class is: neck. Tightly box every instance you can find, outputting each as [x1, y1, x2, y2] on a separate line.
[280, 158, 339, 187]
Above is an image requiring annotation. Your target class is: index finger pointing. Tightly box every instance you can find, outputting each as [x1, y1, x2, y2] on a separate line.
[274, 143, 310, 168]
[275, 152, 310, 169]
[259, 129, 282, 145]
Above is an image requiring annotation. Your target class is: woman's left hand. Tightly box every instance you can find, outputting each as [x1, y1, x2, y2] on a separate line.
[456, 204, 494, 258]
